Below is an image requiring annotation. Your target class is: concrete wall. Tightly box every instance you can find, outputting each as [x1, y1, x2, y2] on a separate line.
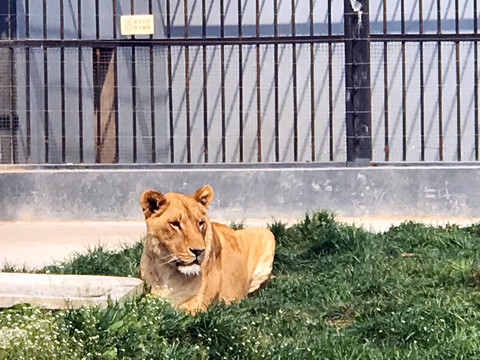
[1, 165, 479, 221]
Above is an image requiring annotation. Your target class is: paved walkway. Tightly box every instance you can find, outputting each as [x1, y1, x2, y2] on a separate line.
[2, 216, 480, 270]
[0, 221, 146, 270]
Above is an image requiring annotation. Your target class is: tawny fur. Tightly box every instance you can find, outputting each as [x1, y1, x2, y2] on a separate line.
[138, 185, 276, 314]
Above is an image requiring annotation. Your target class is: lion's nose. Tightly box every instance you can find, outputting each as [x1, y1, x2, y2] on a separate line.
[190, 248, 204, 259]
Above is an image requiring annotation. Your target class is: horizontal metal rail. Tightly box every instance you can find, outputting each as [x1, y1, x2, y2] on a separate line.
[1, 33, 479, 49]
[371, 33, 480, 42]
[0, 35, 345, 48]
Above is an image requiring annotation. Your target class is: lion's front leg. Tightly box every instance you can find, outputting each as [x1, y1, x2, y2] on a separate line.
[178, 297, 207, 314]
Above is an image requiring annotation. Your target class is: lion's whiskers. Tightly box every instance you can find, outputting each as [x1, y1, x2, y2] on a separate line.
[154, 253, 178, 267]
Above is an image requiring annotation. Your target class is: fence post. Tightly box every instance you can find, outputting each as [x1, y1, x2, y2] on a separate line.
[344, 0, 372, 166]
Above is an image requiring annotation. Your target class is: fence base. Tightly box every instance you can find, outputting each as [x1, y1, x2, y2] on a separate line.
[0, 165, 478, 221]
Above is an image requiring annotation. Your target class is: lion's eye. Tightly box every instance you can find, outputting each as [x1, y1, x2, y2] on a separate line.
[170, 221, 181, 228]
[199, 220, 205, 227]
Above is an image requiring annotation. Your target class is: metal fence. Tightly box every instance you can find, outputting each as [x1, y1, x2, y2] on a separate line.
[370, 0, 480, 163]
[0, 0, 479, 165]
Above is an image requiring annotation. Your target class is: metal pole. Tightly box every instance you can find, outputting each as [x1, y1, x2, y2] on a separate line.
[344, 0, 372, 166]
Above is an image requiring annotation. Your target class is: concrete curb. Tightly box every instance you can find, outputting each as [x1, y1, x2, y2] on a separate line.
[0, 273, 145, 309]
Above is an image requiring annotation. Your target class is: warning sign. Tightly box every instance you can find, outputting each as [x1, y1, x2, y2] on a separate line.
[120, 14, 154, 36]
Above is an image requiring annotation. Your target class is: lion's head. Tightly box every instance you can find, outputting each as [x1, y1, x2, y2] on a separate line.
[140, 185, 214, 276]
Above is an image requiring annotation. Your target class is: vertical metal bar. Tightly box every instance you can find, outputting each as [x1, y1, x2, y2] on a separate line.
[256, 0, 262, 162]
[202, 0, 208, 162]
[149, 0, 156, 163]
[131, 0, 137, 163]
[383, 0, 389, 161]
[220, 0, 226, 162]
[238, 0, 243, 162]
[7, 0, 14, 164]
[202, 2, 206, 38]
[9, 46, 16, 164]
[43, 0, 49, 163]
[94, 0, 101, 163]
[309, 0, 315, 162]
[131, 58, 137, 164]
[166, 0, 174, 163]
[274, 0, 279, 162]
[291, 0, 298, 161]
[8, 0, 16, 163]
[112, 0, 117, 39]
[455, 0, 461, 160]
[25, 0, 31, 162]
[475, 0, 479, 160]
[93, 48, 100, 163]
[113, 0, 119, 163]
[419, 0, 425, 161]
[95, 0, 99, 39]
[184, 0, 191, 163]
[437, 0, 443, 160]
[328, 0, 334, 161]
[401, 0, 407, 161]
[60, 0, 66, 163]
[9, 0, 17, 164]
[78, 0, 83, 162]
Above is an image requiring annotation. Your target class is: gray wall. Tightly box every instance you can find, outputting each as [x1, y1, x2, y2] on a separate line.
[1, 165, 480, 221]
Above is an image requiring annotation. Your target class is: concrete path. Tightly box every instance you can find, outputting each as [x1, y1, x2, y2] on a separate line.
[0, 221, 146, 270]
[2, 216, 480, 271]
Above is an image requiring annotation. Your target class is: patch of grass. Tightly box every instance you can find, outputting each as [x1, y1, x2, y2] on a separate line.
[1, 264, 30, 273]
[39, 241, 144, 277]
[229, 220, 245, 230]
[3, 212, 480, 359]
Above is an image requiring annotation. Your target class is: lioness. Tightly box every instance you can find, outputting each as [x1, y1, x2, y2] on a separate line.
[138, 185, 275, 314]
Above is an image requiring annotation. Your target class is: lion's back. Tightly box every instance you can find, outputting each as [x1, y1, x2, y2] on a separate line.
[212, 224, 275, 296]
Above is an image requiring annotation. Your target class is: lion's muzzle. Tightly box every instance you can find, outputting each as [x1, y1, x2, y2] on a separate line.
[175, 248, 205, 276]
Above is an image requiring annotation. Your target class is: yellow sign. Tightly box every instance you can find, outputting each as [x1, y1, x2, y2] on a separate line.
[120, 14, 154, 36]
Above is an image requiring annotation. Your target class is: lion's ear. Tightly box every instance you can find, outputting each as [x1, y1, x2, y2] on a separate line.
[193, 185, 214, 208]
[140, 190, 167, 219]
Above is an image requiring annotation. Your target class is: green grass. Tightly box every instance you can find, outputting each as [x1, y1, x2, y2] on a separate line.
[3, 211, 480, 359]
[41, 242, 144, 277]
[228, 220, 245, 230]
